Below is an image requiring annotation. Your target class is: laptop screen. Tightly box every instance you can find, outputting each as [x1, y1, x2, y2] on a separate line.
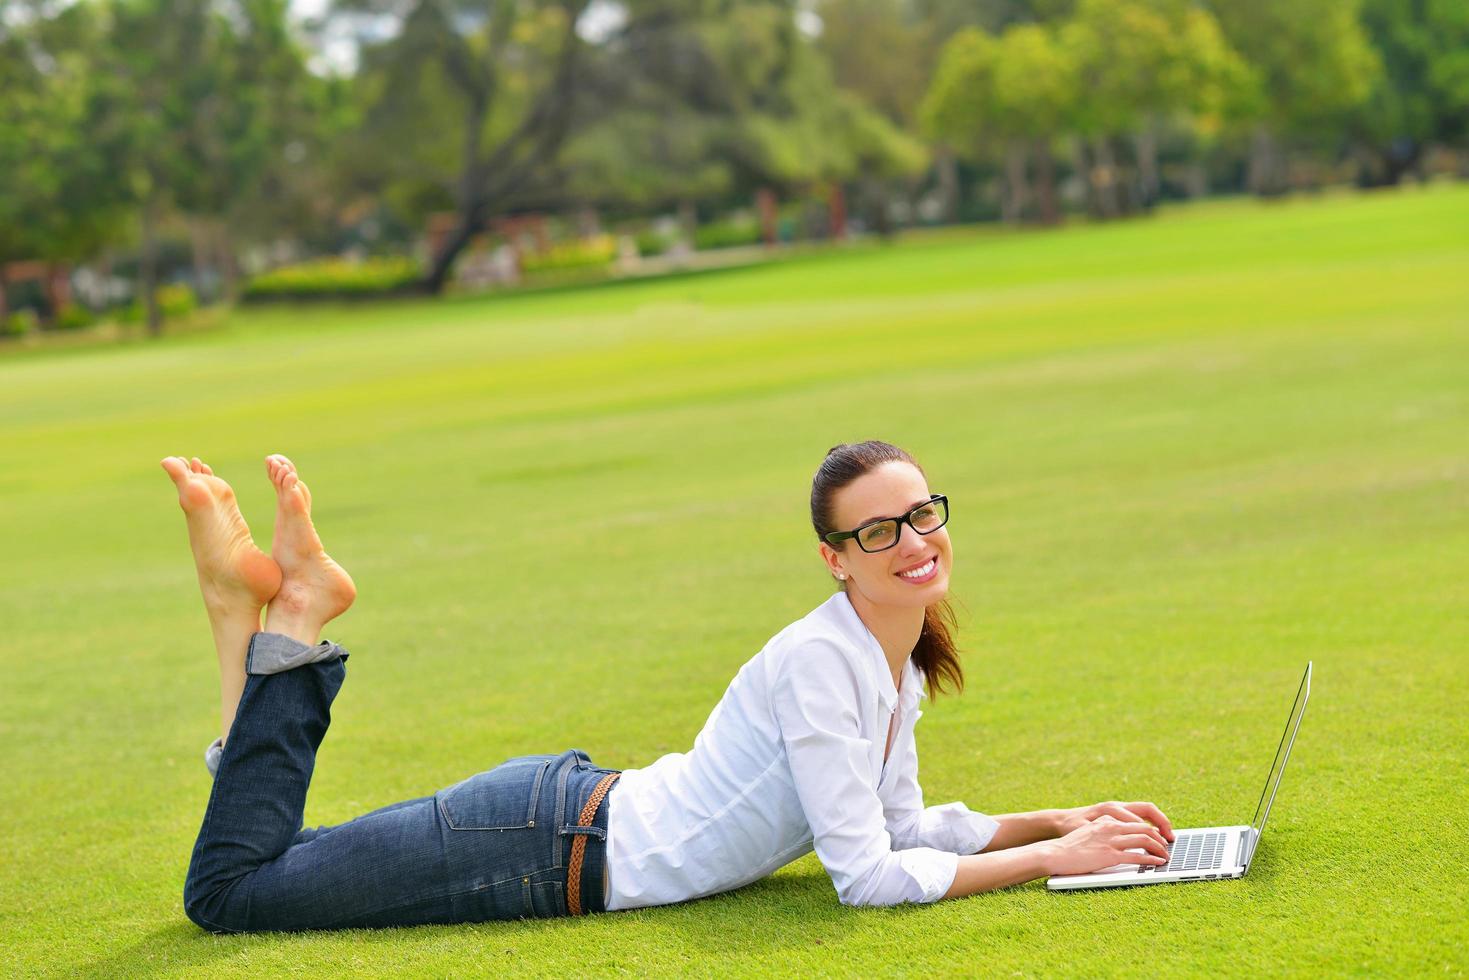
[1247, 662, 1312, 866]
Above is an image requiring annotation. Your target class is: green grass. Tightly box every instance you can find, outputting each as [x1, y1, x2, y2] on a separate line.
[3, 185, 1467, 977]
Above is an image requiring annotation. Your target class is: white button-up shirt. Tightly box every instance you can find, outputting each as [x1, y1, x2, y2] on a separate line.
[604, 592, 999, 910]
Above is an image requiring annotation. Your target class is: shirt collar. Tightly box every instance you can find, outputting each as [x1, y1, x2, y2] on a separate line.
[829, 591, 926, 713]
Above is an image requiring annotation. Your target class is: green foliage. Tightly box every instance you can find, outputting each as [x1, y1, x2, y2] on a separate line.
[566, 1, 927, 210]
[1, 309, 39, 338]
[694, 219, 762, 250]
[1351, 0, 1469, 177]
[120, 284, 197, 323]
[634, 229, 676, 258]
[158, 283, 197, 319]
[520, 236, 618, 273]
[53, 305, 95, 331]
[1061, 0, 1254, 135]
[1211, 0, 1381, 135]
[815, 0, 932, 127]
[242, 257, 421, 301]
[921, 28, 1001, 149]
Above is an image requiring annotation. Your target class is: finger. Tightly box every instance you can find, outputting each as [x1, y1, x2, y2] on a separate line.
[1114, 848, 1168, 866]
[1114, 834, 1170, 861]
[1097, 809, 1167, 849]
[1127, 801, 1176, 841]
[1100, 820, 1163, 843]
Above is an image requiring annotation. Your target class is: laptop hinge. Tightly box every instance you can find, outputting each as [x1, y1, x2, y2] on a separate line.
[1236, 829, 1252, 869]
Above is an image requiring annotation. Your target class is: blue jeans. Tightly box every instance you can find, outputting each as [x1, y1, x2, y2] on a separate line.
[183, 633, 619, 933]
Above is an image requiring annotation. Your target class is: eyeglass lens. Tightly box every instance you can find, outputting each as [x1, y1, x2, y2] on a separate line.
[856, 498, 947, 552]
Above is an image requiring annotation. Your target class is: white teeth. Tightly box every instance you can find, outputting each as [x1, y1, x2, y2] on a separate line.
[899, 558, 936, 579]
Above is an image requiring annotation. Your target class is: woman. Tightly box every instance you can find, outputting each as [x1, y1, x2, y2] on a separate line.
[166, 441, 1174, 933]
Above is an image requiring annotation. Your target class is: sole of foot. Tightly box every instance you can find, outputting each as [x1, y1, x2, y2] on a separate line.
[161, 456, 282, 613]
[264, 454, 357, 634]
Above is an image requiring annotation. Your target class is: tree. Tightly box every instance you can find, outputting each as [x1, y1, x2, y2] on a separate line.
[339, 0, 593, 293]
[1208, 0, 1381, 195]
[921, 24, 1075, 224]
[1351, 0, 1469, 185]
[566, 3, 926, 225]
[814, 0, 930, 127]
[0, 1, 130, 323]
[1061, 0, 1252, 213]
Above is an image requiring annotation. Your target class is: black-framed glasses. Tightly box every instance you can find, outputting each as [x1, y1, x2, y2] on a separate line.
[824, 494, 949, 553]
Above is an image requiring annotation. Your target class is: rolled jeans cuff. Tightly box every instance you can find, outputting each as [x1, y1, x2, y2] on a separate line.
[203, 633, 349, 776]
[245, 631, 348, 675]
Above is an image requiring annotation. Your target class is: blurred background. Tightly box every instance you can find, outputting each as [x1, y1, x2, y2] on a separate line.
[1, 0, 1465, 338]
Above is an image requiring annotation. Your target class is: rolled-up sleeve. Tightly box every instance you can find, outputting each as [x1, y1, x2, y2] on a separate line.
[771, 640, 960, 906]
[882, 706, 999, 856]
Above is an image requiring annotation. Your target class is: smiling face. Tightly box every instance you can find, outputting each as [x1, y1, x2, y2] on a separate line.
[818, 460, 952, 611]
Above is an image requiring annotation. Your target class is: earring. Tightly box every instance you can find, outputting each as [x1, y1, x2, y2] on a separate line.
[836, 573, 846, 581]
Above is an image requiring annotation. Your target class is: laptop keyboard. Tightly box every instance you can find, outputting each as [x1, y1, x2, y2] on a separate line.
[1137, 831, 1227, 874]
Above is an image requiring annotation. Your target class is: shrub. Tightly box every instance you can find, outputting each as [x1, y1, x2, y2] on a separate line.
[2, 309, 39, 338]
[243, 256, 421, 302]
[693, 219, 761, 251]
[53, 305, 95, 331]
[119, 284, 199, 323]
[158, 284, 196, 318]
[520, 235, 617, 274]
[635, 230, 673, 258]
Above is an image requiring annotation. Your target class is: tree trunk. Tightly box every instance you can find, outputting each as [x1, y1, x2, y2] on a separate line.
[189, 217, 212, 305]
[140, 197, 162, 337]
[1092, 136, 1120, 218]
[422, 206, 484, 294]
[1072, 137, 1099, 218]
[215, 223, 240, 303]
[756, 188, 778, 246]
[1134, 124, 1160, 210]
[1248, 126, 1288, 197]
[934, 146, 960, 223]
[1002, 141, 1030, 225]
[679, 199, 698, 246]
[45, 264, 71, 323]
[828, 183, 847, 239]
[1183, 162, 1208, 198]
[1033, 136, 1060, 226]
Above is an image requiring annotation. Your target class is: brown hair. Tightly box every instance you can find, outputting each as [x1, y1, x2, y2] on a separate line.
[810, 441, 963, 700]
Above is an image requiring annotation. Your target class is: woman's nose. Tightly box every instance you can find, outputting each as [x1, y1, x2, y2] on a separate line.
[894, 524, 924, 555]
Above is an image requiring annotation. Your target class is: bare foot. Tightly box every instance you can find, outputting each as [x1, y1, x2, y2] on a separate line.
[263, 454, 356, 644]
[161, 456, 282, 614]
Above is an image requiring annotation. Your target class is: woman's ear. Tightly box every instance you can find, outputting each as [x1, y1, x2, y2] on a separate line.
[818, 542, 847, 581]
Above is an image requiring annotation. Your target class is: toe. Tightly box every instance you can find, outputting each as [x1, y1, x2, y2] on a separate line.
[161, 457, 190, 486]
[190, 457, 204, 474]
[200, 461, 214, 476]
[284, 481, 309, 514]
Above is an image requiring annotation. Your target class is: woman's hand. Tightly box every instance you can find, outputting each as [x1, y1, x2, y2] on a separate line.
[1054, 800, 1175, 842]
[1039, 815, 1172, 876]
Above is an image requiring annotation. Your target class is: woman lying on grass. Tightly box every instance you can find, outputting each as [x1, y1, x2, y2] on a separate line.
[165, 440, 1176, 932]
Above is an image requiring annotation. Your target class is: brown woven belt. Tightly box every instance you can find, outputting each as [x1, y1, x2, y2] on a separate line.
[567, 771, 620, 916]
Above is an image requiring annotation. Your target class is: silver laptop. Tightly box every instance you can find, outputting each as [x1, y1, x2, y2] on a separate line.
[1048, 662, 1311, 891]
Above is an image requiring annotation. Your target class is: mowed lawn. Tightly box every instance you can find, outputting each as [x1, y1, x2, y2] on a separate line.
[2, 185, 1466, 977]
